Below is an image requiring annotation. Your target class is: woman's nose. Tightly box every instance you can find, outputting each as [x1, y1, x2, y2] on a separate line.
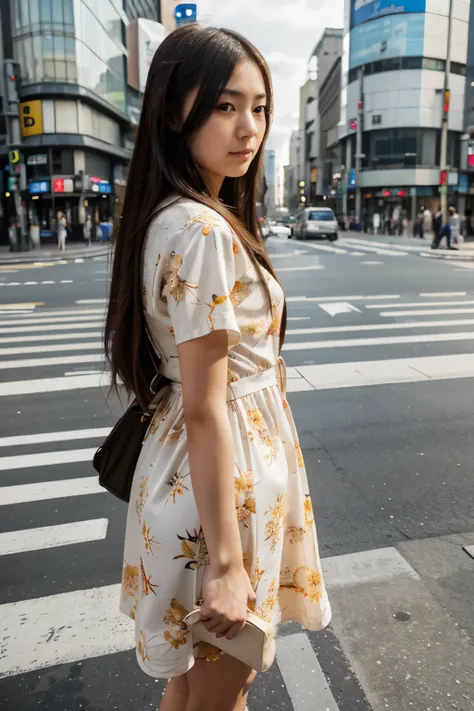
[237, 112, 258, 139]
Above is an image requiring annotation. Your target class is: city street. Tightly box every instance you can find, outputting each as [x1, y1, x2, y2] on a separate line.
[1, 236, 474, 711]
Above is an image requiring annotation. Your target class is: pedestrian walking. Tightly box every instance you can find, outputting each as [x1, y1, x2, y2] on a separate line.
[433, 205, 442, 243]
[431, 207, 458, 250]
[416, 206, 425, 238]
[423, 205, 433, 240]
[448, 206, 462, 247]
[57, 211, 67, 251]
[103, 25, 331, 711]
[8, 217, 18, 251]
[83, 215, 92, 245]
[372, 211, 380, 235]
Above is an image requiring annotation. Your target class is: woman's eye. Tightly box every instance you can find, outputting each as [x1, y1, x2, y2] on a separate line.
[254, 105, 267, 115]
[217, 102, 234, 112]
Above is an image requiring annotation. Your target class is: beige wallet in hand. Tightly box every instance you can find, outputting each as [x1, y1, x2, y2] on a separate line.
[182, 608, 277, 672]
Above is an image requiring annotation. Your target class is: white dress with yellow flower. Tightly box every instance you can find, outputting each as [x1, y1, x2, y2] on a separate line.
[119, 197, 331, 678]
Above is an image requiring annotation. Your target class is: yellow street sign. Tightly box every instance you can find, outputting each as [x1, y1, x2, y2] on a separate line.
[9, 150, 19, 164]
[20, 100, 43, 137]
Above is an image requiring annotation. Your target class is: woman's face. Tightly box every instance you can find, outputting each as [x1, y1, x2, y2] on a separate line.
[184, 59, 268, 196]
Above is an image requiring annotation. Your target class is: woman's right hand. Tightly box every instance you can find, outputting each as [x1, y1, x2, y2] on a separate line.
[200, 564, 256, 641]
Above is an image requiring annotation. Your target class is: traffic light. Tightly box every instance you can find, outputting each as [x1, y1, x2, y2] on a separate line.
[4, 59, 19, 104]
[440, 169, 447, 186]
[443, 90, 450, 114]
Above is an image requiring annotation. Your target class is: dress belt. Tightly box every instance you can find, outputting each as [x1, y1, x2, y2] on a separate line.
[166, 357, 287, 404]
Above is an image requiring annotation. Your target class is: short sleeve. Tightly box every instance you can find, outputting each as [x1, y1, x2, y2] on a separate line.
[161, 214, 241, 347]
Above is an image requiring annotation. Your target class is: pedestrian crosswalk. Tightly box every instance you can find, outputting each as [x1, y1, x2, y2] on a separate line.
[267, 234, 474, 263]
[1, 294, 474, 710]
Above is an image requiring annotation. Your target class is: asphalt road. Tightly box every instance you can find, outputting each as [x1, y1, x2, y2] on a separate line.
[1, 236, 474, 711]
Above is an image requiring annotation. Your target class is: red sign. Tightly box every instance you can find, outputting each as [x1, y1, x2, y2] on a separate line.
[440, 170, 447, 186]
[53, 179, 65, 193]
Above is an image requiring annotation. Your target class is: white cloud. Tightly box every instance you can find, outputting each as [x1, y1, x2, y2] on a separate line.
[198, 0, 344, 163]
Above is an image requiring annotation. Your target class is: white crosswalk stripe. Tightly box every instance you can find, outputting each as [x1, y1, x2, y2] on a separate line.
[1, 294, 474, 710]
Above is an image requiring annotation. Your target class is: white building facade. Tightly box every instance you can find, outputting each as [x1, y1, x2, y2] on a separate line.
[339, 0, 470, 220]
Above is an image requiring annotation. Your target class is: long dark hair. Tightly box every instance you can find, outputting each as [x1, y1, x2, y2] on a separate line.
[105, 25, 287, 409]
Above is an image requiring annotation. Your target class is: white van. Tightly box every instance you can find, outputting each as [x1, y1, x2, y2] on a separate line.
[291, 207, 338, 241]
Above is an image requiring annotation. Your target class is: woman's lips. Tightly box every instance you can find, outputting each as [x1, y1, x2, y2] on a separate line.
[230, 149, 253, 158]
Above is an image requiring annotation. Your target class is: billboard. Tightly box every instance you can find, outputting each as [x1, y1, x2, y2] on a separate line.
[127, 19, 167, 93]
[351, 0, 426, 28]
[349, 13, 425, 69]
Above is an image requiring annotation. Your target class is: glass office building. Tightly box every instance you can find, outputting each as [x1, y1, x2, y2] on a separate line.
[1, 0, 132, 242]
[13, 0, 127, 114]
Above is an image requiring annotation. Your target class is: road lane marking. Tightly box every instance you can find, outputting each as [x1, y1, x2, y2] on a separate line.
[0, 302, 43, 309]
[0, 447, 97, 472]
[0, 322, 102, 336]
[299, 242, 348, 254]
[366, 300, 474, 309]
[0, 476, 105, 506]
[283, 332, 474, 351]
[76, 298, 107, 304]
[319, 302, 361, 316]
[0, 309, 104, 325]
[276, 633, 340, 711]
[296, 353, 474, 389]
[360, 260, 384, 265]
[287, 318, 474, 335]
[0, 354, 103, 370]
[0, 519, 108, 556]
[0, 341, 102, 356]
[287, 294, 400, 303]
[0, 427, 111, 448]
[380, 308, 474, 317]
[0, 331, 102, 344]
[419, 292, 467, 297]
[278, 265, 324, 271]
[268, 251, 309, 258]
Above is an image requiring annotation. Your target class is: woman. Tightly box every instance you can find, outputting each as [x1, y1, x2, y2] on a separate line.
[105, 25, 331, 711]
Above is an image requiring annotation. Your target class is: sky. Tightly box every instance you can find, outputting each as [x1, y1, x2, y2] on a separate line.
[197, 0, 345, 165]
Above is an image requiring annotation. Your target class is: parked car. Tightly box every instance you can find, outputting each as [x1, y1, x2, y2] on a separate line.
[290, 207, 338, 241]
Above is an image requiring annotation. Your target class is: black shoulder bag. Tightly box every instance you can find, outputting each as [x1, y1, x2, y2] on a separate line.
[93, 349, 167, 502]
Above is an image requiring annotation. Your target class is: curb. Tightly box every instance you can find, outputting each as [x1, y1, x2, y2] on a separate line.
[0, 248, 110, 266]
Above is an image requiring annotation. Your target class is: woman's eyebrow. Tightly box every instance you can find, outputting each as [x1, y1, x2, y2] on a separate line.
[220, 89, 267, 100]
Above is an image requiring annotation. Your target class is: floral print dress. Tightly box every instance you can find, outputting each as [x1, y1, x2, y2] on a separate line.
[119, 196, 331, 679]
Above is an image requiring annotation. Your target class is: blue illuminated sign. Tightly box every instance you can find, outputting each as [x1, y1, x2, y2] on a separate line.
[29, 180, 50, 194]
[351, 0, 426, 28]
[175, 3, 197, 28]
[98, 182, 112, 194]
[348, 169, 356, 189]
[349, 13, 425, 69]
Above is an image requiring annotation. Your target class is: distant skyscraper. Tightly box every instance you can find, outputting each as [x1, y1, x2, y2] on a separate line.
[264, 149, 276, 216]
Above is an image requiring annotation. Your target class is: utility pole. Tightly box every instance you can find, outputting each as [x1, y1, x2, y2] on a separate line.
[440, 0, 453, 225]
[355, 66, 364, 228]
[0, 5, 28, 251]
[3, 58, 28, 250]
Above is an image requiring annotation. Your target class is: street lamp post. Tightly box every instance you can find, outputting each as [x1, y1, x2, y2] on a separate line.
[440, 0, 453, 225]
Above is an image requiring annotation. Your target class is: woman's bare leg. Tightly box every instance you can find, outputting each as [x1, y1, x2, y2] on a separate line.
[159, 674, 189, 711]
[184, 654, 256, 711]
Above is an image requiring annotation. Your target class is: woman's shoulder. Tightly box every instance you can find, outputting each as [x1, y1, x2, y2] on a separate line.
[150, 195, 232, 237]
